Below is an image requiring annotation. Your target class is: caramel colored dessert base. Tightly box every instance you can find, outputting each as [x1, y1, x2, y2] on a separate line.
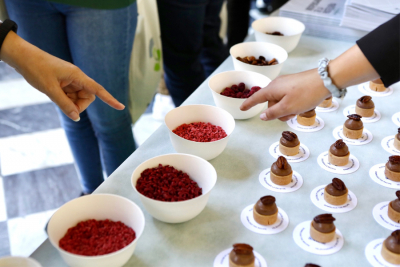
[381, 243, 400, 265]
[270, 171, 293, 186]
[253, 206, 278, 226]
[343, 125, 363, 139]
[385, 167, 400, 182]
[355, 106, 374, 117]
[328, 151, 350, 166]
[279, 143, 300, 156]
[388, 201, 400, 223]
[324, 188, 348, 206]
[297, 114, 316, 126]
[229, 258, 255, 267]
[394, 137, 400, 151]
[318, 98, 332, 108]
[310, 223, 336, 243]
[369, 81, 386, 92]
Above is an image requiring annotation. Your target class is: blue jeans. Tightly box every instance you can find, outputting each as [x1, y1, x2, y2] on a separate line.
[5, 0, 137, 193]
[157, 0, 229, 107]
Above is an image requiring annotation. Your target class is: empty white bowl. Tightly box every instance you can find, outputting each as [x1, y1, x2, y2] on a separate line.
[164, 104, 235, 160]
[0, 257, 42, 267]
[230, 42, 288, 80]
[208, 70, 271, 119]
[252, 17, 305, 53]
[47, 194, 145, 267]
[131, 153, 217, 223]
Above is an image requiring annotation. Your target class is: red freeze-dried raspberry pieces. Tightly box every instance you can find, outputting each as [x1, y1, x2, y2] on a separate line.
[220, 82, 261, 99]
[59, 219, 136, 256]
[172, 122, 227, 142]
[136, 164, 202, 202]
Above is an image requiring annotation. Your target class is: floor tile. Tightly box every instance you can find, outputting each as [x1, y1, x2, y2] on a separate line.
[0, 79, 51, 111]
[0, 221, 10, 257]
[8, 209, 56, 257]
[133, 113, 163, 146]
[0, 128, 73, 176]
[3, 164, 81, 219]
[0, 177, 7, 222]
[0, 103, 61, 138]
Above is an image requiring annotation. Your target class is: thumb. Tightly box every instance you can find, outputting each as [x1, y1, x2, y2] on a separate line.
[259, 99, 291, 121]
[46, 85, 80, 121]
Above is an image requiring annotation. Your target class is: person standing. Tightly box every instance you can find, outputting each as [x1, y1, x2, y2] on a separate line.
[5, 0, 138, 194]
[157, 0, 229, 107]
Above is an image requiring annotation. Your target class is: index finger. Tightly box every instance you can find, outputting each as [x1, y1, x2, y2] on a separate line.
[82, 76, 125, 110]
[240, 86, 271, 111]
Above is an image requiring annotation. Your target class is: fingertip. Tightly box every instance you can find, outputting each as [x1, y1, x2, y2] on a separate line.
[68, 111, 80, 122]
[260, 113, 268, 121]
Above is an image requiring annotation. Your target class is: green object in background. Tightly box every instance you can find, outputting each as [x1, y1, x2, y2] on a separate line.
[47, 0, 135, 9]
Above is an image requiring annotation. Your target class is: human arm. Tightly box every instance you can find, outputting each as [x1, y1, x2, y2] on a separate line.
[0, 30, 125, 121]
[240, 14, 400, 122]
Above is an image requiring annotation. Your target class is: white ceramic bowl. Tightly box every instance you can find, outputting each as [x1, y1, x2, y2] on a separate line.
[230, 42, 288, 80]
[131, 153, 217, 223]
[252, 17, 305, 53]
[208, 70, 271, 119]
[47, 194, 145, 267]
[164, 104, 235, 160]
[0, 257, 42, 267]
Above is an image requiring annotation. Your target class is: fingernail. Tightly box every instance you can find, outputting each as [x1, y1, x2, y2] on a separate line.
[260, 113, 267, 121]
[69, 111, 80, 122]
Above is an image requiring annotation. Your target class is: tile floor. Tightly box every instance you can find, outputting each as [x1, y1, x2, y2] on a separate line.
[0, 62, 165, 257]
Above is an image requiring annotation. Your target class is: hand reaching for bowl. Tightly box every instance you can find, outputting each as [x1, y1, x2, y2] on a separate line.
[240, 45, 380, 121]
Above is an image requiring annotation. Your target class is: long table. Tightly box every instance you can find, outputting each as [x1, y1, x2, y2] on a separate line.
[31, 34, 400, 267]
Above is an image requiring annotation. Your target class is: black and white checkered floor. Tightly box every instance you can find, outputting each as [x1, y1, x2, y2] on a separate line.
[0, 62, 165, 257]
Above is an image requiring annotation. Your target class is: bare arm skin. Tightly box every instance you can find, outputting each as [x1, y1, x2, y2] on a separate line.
[0, 31, 125, 121]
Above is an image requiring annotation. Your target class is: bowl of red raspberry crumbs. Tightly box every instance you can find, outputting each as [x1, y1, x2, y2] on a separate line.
[47, 194, 145, 267]
[131, 153, 217, 223]
[165, 104, 235, 160]
[209, 70, 271, 119]
[252, 17, 305, 53]
[230, 42, 287, 80]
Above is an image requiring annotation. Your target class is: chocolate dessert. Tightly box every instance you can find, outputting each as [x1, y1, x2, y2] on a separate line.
[318, 95, 333, 108]
[394, 128, 400, 151]
[253, 195, 278, 225]
[310, 214, 336, 243]
[388, 191, 400, 223]
[270, 156, 293, 185]
[297, 108, 317, 126]
[328, 139, 350, 166]
[355, 96, 375, 117]
[381, 230, 400, 264]
[369, 78, 387, 92]
[385, 155, 400, 182]
[279, 131, 300, 156]
[229, 243, 255, 267]
[343, 114, 363, 139]
[304, 264, 321, 267]
[324, 178, 348, 206]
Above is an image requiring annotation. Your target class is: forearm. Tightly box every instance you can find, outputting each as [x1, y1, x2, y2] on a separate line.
[328, 44, 380, 89]
[0, 30, 48, 78]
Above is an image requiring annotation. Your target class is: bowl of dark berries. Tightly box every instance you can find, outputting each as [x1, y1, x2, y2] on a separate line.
[47, 194, 145, 267]
[252, 17, 305, 53]
[165, 104, 235, 160]
[131, 153, 217, 223]
[230, 42, 287, 79]
[208, 70, 271, 119]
